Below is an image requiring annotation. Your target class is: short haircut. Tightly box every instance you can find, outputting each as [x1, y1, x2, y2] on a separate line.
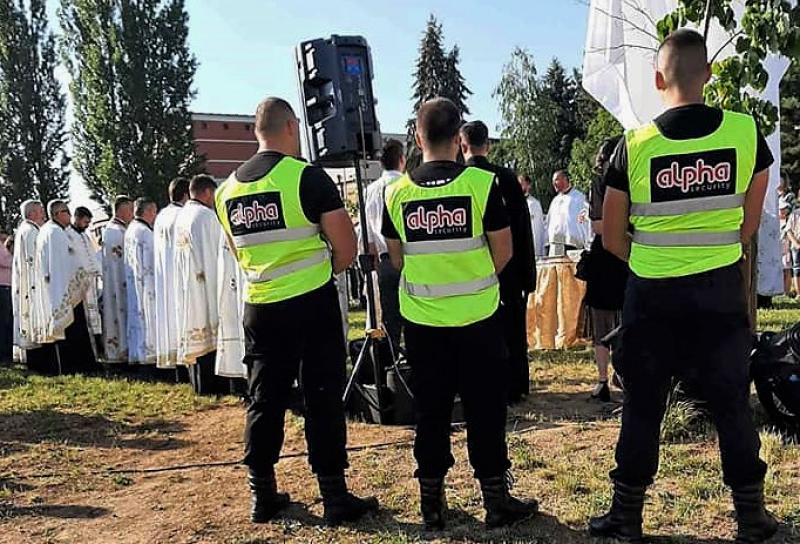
[519, 173, 532, 185]
[189, 174, 217, 197]
[47, 199, 67, 218]
[657, 29, 708, 90]
[416, 97, 462, 147]
[380, 139, 404, 171]
[460, 120, 489, 148]
[553, 170, 569, 180]
[169, 177, 189, 203]
[114, 195, 133, 213]
[74, 206, 93, 220]
[134, 197, 156, 217]
[255, 97, 295, 138]
[20, 199, 43, 220]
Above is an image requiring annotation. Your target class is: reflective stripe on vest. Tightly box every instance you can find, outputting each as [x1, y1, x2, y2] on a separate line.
[233, 225, 320, 247]
[630, 193, 745, 217]
[402, 236, 486, 255]
[247, 247, 331, 283]
[401, 274, 498, 298]
[632, 230, 741, 247]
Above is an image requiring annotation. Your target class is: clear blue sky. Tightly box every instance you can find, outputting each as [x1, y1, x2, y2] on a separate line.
[184, 0, 590, 135]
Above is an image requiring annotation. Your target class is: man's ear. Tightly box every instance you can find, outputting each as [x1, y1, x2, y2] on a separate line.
[703, 62, 712, 84]
[415, 130, 424, 150]
[655, 69, 667, 91]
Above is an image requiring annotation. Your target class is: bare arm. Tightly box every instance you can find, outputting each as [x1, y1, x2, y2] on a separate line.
[320, 208, 357, 274]
[386, 238, 403, 271]
[741, 169, 769, 244]
[602, 187, 631, 262]
[486, 227, 513, 273]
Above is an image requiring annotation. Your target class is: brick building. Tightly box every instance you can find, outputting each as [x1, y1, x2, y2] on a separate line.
[192, 113, 257, 180]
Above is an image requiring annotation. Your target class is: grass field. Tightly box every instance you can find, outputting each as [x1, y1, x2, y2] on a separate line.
[0, 304, 799, 543]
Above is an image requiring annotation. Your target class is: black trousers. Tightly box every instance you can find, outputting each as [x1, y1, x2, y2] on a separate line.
[188, 350, 227, 395]
[611, 264, 767, 489]
[501, 289, 529, 400]
[377, 254, 402, 349]
[0, 286, 12, 362]
[242, 281, 348, 476]
[26, 344, 57, 375]
[405, 311, 511, 480]
[57, 303, 97, 374]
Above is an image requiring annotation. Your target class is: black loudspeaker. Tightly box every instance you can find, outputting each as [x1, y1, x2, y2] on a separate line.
[295, 35, 382, 166]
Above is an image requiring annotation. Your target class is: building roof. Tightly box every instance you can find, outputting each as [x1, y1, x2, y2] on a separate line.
[191, 112, 255, 123]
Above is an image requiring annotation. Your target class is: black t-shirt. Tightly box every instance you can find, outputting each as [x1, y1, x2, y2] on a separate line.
[605, 105, 774, 194]
[234, 151, 344, 222]
[589, 171, 607, 221]
[381, 160, 510, 240]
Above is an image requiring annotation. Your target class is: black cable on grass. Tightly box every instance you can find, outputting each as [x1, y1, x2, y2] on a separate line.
[5, 417, 561, 480]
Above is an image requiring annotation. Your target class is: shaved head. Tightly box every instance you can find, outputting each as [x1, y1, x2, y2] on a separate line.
[657, 29, 709, 92]
[255, 97, 296, 138]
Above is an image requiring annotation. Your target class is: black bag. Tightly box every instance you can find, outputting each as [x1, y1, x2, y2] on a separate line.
[575, 250, 593, 281]
[750, 324, 800, 429]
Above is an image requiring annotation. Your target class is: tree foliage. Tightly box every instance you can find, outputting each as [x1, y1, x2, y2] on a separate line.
[657, 0, 800, 135]
[781, 59, 800, 186]
[407, 14, 471, 170]
[494, 50, 596, 207]
[568, 107, 624, 194]
[0, 0, 69, 230]
[59, 0, 200, 208]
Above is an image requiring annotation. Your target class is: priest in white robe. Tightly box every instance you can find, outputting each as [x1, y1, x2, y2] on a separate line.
[124, 198, 158, 365]
[153, 177, 189, 369]
[215, 233, 248, 380]
[11, 199, 52, 371]
[174, 175, 226, 394]
[36, 200, 97, 373]
[68, 207, 102, 341]
[101, 196, 133, 363]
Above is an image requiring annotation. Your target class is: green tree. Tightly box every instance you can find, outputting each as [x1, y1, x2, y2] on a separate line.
[781, 60, 800, 186]
[0, 0, 69, 230]
[657, 0, 800, 135]
[568, 107, 624, 193]
[406, 14, 471, 170]
[59, 0, 200, 208]
[541, 59, 582, 170]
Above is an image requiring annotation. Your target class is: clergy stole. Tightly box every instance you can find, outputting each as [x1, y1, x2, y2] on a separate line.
[153, 203, 183, 368]
[174, 201, 220, 364]
[12, 221, 41, 351]
[215, 235, 248, 379]
[124, 219, 157, 364]
[67, 227, 102, 336]
[101, 220, 128, 362]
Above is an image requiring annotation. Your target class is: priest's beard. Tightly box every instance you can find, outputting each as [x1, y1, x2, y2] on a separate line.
[72, 224, 87, 233]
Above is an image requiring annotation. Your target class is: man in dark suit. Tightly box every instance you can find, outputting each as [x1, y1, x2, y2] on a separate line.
[460, 121, 535, 403]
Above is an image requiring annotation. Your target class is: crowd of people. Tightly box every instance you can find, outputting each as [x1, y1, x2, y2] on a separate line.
[0, 27, 782, 543]
[2, 176, 249, 393]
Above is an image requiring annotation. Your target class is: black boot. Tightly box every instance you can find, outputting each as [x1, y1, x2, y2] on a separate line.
[419, 477, 446, 530]
[317, 474, 379, 526]
[732, 483, 779, 544]
[479, 473, 538, 528]
[588, 481, 645, 542]
[248, 470, 290, 523]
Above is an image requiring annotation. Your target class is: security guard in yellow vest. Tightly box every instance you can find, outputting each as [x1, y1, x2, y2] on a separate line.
[592, 30, 776, 543]
[215, 97, 378, 526]
[382, 98, 538, 530]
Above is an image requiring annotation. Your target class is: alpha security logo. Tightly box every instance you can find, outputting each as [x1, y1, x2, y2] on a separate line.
[403, 197, 472, 242]
[650, 148, 737, 202]
[226, 192, 286, 235]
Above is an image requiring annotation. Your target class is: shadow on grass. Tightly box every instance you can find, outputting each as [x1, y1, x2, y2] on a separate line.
[0, 502, 110, 519]
[514, 390, 621, 424]
[0, 410, 189, 451]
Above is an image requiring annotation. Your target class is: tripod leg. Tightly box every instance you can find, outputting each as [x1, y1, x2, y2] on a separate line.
[343, 337, 371, 403]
